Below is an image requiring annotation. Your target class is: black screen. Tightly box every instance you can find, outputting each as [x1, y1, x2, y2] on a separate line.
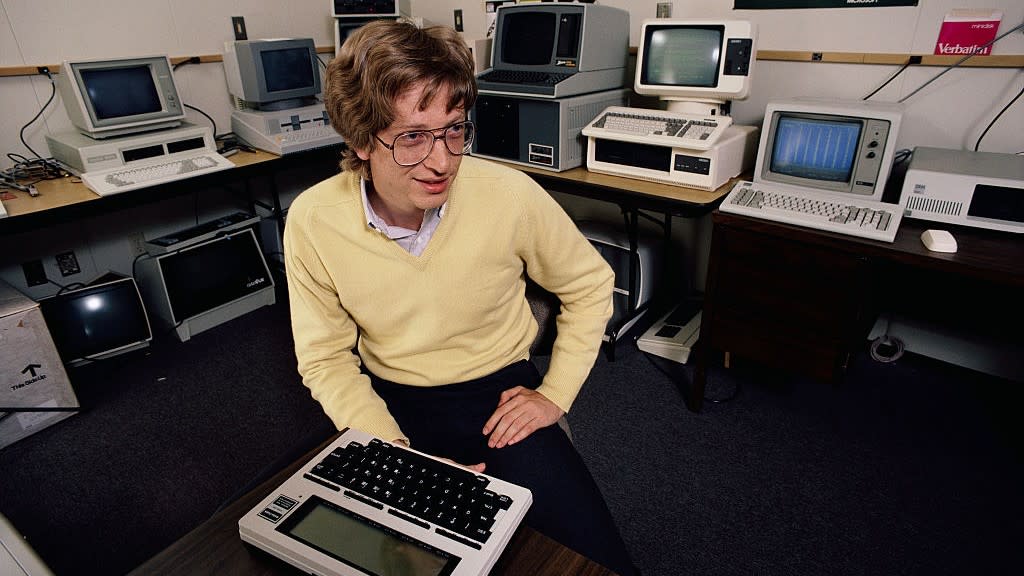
[159, 229, 271, 322]
[261, 47, 315, 92]
[80, 65, 162, 120]
[500, 12, 557, 65]
[40, 279, 151, 363]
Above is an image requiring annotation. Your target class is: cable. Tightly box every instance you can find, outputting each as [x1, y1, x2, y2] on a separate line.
[974, 80, 1024, 152]
[171, 57, 220, 137]
[898, 20, 1024, 104]
[863, 58, 916, 101]
[18, 68, 57, 159]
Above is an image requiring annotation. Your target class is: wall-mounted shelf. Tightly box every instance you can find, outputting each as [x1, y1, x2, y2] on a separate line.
[3, 48, 1021, 78]
[0, 46, 337, 78]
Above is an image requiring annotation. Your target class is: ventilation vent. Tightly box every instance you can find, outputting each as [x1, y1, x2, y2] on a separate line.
[906, 195, 963, 216]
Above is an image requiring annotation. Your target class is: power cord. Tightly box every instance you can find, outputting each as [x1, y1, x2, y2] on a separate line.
[974, 80, 1024, 152]
[171, 56, 219, 137]
[863, 55, 921, 101]
[18, 67, 57, 159]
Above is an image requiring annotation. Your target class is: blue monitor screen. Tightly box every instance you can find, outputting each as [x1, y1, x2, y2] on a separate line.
[261, 47, 314, 93]
[81, 66, 162, 120]
[770, 116, 861, 183]
[642, 26, 722, 88]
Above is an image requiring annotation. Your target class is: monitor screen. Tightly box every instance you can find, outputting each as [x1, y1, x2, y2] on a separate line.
[754, 99, 904, 200]
[158, 229, 273, 323]
[769, 116, 862, 183]
[500, 12, 558, 66]
[640, 26, 722, 89]
[57, 56, 185, 138]
[40, 277, 152, 365]
[261, 47, 316, 93]
[634, 19, 756, 110]
[223, 38, 321, 110]
[81, 66, 163, 120]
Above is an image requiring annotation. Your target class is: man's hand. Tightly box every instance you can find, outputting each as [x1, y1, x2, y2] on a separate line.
[395, 438, 485, 473]
[482, 386, 564, 449]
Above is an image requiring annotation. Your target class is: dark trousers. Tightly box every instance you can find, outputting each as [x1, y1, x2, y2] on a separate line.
[369, 360, 636, 576]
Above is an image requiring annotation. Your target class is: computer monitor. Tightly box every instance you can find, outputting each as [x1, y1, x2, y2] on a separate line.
[56, 55, 186, 139]
[480, 2, 628, 98]
[223, 38, 321, 111]
[39, 276, 152, 367]
[634, 19, 756, 116]
[754, 98, 904, 201]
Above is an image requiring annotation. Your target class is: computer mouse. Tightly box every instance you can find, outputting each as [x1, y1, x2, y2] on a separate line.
[921, 229, 957, 253]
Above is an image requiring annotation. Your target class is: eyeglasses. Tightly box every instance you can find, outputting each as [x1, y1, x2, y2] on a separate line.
[374, 120, 476, 167]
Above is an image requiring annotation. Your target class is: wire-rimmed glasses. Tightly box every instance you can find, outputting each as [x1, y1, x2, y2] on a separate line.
[374, 120, 476, 167]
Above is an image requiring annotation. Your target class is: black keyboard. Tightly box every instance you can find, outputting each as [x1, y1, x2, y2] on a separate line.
[478, 69, 570, 86]
[304, 438, 514, 546]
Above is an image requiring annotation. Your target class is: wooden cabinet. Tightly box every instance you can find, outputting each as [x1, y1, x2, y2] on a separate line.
[691, 210, 1024, 412]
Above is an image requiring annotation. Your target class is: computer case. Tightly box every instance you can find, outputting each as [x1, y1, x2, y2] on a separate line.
[577, 219, 661, 348]
[135, 227, 275, 342]
[471, 89, 628, 172]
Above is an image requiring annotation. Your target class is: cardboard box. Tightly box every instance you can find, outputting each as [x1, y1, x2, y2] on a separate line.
[0, 279, 78, 450]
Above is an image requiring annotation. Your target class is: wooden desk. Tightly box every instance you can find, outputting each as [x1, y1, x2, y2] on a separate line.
[128, 435, 617, 576]
[0, 147, 342, 236]
[693, 211, 1024, 411]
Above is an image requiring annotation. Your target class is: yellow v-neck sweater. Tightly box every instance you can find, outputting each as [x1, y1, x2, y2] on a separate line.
[284, 156, 613, 442]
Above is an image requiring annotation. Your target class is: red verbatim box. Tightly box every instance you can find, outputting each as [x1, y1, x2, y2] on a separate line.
[935, 9, 1002, 56]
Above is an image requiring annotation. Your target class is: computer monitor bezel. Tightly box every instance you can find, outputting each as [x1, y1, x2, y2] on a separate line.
[56, 55, 186, 139]
[634, 19, 756, 107]
[39, 276, 153, 367]
[754, 98, 904, 201]
[223, 38, 321, 111]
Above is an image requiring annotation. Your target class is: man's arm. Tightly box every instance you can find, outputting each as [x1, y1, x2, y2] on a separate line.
[283, 206, 407, 443]
[484, 175, 614, 447]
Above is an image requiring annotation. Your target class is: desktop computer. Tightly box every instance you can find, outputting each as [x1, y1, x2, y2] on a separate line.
[223, 38, 343, 155]
[471, 89, 629, 172]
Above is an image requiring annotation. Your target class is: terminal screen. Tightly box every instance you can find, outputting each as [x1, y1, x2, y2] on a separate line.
[500, 12, 557, 66]
[81, 65, 162, 120]
[641, 26, 722, 88]
[769, 116, 861, 183]
[261, 47, 315, 93]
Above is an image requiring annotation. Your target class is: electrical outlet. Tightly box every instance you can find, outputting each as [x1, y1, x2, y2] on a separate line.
[22, 259, 47, 287]
[656, 3, 672, 18]
[129, 232, 149, 256]
[454, 9, 464, 32]
[232, 16, 248, 41]
[55, 251, 81, 277]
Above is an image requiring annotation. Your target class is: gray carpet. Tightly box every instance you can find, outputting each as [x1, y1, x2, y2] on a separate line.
[1, 288, 1021, 575]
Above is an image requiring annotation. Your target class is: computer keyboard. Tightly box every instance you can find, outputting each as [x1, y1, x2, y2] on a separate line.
[477, 69, 570, 87]
[81, 152, 235, 197]
[305, 436, 517, 545]
[582, 105, 733, 151]
[719, 180, 904, 242]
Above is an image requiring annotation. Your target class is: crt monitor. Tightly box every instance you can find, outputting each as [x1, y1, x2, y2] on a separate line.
[754, 98, 904, 201]
[56, 55, 186, 139]
[634, 19, 756, 116]
[223, 38, 321, 111]
[39, 276, 153, 367]
[488, 3, 628, 76]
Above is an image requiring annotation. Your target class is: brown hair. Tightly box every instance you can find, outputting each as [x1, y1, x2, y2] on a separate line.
[324, 20, 477, 178]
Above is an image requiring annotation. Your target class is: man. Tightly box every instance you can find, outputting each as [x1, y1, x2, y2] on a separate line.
[284, 20, 635, 575]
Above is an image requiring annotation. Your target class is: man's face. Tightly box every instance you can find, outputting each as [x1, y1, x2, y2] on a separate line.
[356, 83, 465, 223]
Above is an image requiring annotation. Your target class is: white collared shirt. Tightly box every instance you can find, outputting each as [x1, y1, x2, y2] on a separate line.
[361, 178, 445, 257]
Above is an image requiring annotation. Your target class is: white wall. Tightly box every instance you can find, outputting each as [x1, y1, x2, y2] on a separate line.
[412, 0, 1023, 154]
